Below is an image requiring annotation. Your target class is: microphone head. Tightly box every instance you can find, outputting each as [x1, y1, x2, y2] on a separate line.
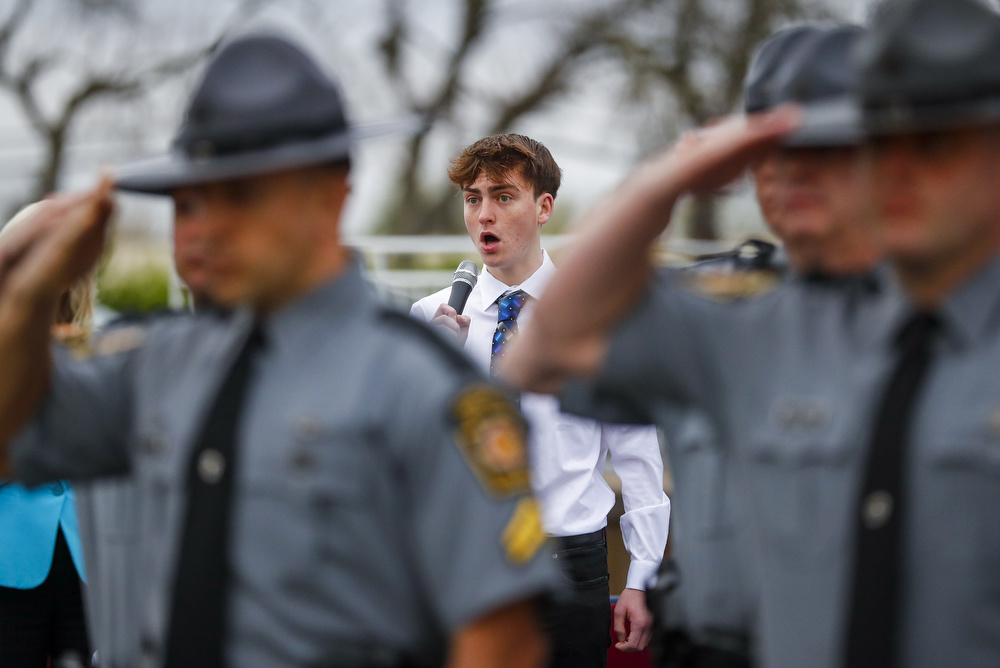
[453, 259, 479, 288]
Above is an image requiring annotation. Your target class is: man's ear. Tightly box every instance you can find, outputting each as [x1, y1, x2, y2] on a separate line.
[536, 192, 554, 227]
[317, 168, 351, 217]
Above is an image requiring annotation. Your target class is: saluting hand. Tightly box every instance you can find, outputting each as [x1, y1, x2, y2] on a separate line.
[0, 176, 114, 308]
[632, 105, 802, 203]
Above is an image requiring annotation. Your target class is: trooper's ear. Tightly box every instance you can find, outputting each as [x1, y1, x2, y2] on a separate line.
[301, 164, 351, 214]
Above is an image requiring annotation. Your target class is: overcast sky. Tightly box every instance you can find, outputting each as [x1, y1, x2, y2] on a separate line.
[0, 0, 881, 240]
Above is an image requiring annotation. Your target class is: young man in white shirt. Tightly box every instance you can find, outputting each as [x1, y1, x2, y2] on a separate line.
[410, 134, 670, 667]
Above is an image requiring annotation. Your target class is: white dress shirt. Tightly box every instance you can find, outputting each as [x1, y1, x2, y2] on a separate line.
[411, 251, 670, 589]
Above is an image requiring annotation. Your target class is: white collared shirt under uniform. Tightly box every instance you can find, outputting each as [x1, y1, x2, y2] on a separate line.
[411, 251, 670, 590]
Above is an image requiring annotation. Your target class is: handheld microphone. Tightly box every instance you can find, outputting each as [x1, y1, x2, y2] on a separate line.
[447, 260, 479, 314]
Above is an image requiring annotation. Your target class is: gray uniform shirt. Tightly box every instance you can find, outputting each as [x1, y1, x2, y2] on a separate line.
[565, 258, 1000, 668]
[652, 251, 783, 639]
[653, 404, 757, 641]
[14, 261, 557, 667]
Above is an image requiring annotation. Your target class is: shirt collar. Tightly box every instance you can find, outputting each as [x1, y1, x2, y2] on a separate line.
[257, 253, 374, 349]
[866, 252, 1000, 354]
[936, 250, 1000, 350]
[475, 250, 557, 309]
[853, 263, 908, 354]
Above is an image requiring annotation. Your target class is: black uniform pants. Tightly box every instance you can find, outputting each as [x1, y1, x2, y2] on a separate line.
[0, 529, 90, 668]
[654, 629, 752, 668]
[545, 528, 611, 668]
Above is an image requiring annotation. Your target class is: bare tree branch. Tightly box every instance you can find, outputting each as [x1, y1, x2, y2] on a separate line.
[0, 0, 32, 62]
[0, 0, 269, 210]
[384, 0, 661, 235]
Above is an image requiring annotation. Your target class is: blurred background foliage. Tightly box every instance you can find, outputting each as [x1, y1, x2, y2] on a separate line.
[95, 233, 172, 313]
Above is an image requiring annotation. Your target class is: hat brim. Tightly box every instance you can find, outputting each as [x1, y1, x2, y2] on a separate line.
[783, 97, 864, 148]
[861, 97, 1000, 137]
[115, 117, 421, 195]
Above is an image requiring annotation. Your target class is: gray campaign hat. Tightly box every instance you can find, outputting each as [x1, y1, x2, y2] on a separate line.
[743, 24, 824, 114]
[745, 24, 867, 147]
[857, 0, 1000, 135]
[774, 25, 866, 147]
[116, 33, 402, 195]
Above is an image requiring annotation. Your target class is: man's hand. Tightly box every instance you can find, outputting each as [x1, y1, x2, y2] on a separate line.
[634, 105, 801, 200]
[614, 587, 654, 652]
[430, 303, 471, 345]
[0, 176, 115, 473]
[0, 176, 114, 307]
[500, 107, 799, 394]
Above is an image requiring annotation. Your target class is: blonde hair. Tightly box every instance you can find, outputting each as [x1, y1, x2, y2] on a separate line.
[0, 202, 96, 332]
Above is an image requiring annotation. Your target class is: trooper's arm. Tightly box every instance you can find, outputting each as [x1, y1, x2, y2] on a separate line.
[500, 109, 799, 394]
[446, 598, 547, 668]
[0, 179, 114, 475]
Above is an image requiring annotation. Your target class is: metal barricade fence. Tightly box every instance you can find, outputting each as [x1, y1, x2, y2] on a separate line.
[345, 234, 736, 308]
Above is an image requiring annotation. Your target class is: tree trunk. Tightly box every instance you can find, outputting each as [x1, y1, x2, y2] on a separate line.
[688, 193, 718, 240]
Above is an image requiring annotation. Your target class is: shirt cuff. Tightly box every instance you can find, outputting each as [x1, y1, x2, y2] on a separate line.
[625, 559, 661, 591]
[619, 499, 670, 590]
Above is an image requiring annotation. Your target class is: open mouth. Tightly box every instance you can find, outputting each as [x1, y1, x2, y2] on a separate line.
[480, 232, 500, 250]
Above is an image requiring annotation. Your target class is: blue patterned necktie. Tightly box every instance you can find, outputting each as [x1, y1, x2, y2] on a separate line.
[491, 290, 526, 375]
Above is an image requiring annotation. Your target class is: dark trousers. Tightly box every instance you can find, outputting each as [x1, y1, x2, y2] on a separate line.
[545, 528, 611, 668]
[654, 629, 752, 668]
[0, 529, 90, 668]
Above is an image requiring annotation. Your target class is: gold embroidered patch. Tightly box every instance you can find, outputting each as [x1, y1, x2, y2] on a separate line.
[452, 384, 531, 497]
[502, 497, 546, 565]
[682, 270, 779, 302]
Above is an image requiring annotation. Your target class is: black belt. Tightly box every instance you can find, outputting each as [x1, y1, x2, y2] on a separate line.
[556, 527, 606, 550]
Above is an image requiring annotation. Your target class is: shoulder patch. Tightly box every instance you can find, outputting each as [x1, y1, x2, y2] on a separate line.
[451, 384, 531, 498]
[681, 269, 780, 302]
[682, 238, 784, 301]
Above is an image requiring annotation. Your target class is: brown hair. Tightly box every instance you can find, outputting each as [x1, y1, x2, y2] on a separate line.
[448, 134, 561, 199]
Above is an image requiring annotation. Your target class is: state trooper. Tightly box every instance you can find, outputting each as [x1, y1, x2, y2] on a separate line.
[646, 22, 881, 668]
[505, 0, 1000, 666]
[0, 32, 557, 668]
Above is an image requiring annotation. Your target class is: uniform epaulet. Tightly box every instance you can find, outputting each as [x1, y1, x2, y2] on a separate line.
[377, 307, 480, 377]
[104, 307, 190, 329]
[65, 308, 192, 359]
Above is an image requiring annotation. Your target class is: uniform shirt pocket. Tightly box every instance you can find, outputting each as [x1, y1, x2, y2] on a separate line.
[237, 420, 378, 581]
[132, 419, 185, 531]
[742, 396, 859, 558]
[920, 410, 1000, 574]
[924, 410, 1000, 475]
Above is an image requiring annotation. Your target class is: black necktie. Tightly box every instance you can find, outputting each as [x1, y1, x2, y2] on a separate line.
[164, 324, 264, 668]
[490, 290, 526, 375]
[843, 311, 940, 668]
